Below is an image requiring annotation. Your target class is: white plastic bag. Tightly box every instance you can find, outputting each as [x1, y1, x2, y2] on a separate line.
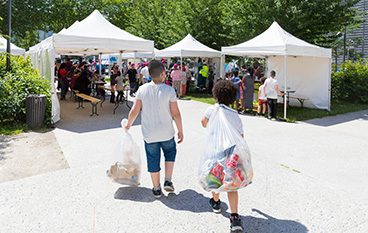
[107, 119, 141, 186]
[199, 104, 253, 192]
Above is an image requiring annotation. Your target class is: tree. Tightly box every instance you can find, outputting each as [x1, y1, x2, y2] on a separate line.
[0, 0, 50, 49]
[219, 0, 362, 48]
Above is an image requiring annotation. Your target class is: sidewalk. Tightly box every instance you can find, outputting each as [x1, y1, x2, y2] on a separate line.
[0, 98, 367, 232]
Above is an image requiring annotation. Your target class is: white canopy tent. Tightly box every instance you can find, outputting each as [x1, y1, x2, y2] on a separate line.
[222, 22, 332, 119]
[156, 34, 221, 58]
[156, 34, 222, 79]
[28, 10, 154, 123]
[0, 36, 26, 55]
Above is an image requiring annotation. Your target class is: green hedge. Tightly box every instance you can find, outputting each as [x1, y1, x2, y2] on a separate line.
[332, 61, 368, 104]
[0, 54, 51, 125]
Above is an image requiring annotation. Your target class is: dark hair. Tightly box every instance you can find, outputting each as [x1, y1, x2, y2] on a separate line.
[233, 70, 239, 77]
[270, 70, 276, 77]
[260, 77, 266, 84]
[148, 60, 164, 78]
[212, 80, 237, 106]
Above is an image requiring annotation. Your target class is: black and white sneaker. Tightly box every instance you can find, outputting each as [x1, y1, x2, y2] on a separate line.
[152, 187, 162, 198]
[230, 214, 243, 232]
[209, 198, 222, 213]
[163, 180, 175, 192]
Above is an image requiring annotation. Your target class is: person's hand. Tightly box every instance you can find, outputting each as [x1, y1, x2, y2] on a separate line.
[177, 131, 184, 144]
[124, 122, 130, 130]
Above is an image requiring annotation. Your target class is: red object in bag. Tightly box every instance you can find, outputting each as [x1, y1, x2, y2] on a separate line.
[226, 154, 240, 170]
[210, 163, 224, 181]
[235, 168, 245, 182]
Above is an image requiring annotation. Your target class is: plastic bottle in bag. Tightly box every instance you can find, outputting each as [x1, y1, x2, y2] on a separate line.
[107, 119, 141, 186]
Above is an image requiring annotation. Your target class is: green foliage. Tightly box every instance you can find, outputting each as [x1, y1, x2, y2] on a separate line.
[1, 0, 362, 50]
[332, 60, 368, 103]
[0, 54, 51, 126]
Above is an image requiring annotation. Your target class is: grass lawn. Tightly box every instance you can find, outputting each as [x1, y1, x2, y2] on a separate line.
[186, 92, 368, 122]
[0, 123, 28, 136]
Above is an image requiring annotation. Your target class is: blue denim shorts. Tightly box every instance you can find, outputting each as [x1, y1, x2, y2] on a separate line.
[144, 138, 177, 173]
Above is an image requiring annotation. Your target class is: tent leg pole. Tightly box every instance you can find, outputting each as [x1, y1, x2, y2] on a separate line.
[283, 55, 287, 120]
[99, 53, 102, 76]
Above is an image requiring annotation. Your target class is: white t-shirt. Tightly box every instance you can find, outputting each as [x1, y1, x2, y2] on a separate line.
[204, 104, 244, 135]
[264, 77, 279, 99]
[258, 84, 267, 100]
[140, 66, 150, 82]
[136, 82, 177, 143]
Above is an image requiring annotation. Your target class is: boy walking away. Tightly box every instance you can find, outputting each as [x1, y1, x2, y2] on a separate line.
[264, 70, 284, 120]
[125, 60, 184, 198]
[257, 77, 267, 116]
[201, 80, 253, 232]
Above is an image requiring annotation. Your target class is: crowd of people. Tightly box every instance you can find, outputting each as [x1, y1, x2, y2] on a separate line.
[224, 61, 284, 120]
[55, 56, 282, 120]
[55, 58, 93, 100]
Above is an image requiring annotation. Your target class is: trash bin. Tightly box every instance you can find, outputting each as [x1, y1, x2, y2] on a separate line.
[26, 94, 46, 129]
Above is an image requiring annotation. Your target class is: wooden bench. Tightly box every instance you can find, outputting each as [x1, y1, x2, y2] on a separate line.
[288, 95, 309, 108]
[75, 93, 101, 116]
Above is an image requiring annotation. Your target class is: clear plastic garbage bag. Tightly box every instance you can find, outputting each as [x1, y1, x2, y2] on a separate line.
[107, 119, 141, 186]
[199, 104, 253, 192]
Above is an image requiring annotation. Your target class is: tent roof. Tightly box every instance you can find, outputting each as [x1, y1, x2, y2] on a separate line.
[121, 48, 160, 59]
[156, 34, 221, 58]
[31, 10, 154, 55]
[0, 36, 26, 55]
[222, 22, 331, 58]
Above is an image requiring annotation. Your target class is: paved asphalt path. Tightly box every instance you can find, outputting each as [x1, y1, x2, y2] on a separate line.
[1, 98, 367, 233]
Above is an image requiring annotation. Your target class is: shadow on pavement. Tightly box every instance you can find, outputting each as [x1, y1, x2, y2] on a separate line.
[56, 96, 141, 133]
[304, 110, 368, 127]
[223, 209, 308, 233]
[114, 187, 228, 213]
[0, 136, 11, 161]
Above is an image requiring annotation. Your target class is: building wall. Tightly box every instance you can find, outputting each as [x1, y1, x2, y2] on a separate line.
[344, 0, 368, 61]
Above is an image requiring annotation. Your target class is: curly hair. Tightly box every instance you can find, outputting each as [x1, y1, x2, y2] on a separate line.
[212, 80, 237, 106]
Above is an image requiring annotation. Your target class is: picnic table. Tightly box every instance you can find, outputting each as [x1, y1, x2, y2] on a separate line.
[91, 80, 106, 97]
[98, 85, 131, 114]
[281, 90, 308, 108]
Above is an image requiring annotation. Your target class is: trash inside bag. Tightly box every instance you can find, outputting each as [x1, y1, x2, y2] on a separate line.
[199, 104, 253, 192]
[107, 119, 141, 186]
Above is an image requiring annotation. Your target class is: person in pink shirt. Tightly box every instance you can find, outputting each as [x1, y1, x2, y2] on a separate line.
[170, 63, 182, 98]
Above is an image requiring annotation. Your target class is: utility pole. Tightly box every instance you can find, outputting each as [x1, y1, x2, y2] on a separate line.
[6, 0, 12, 71]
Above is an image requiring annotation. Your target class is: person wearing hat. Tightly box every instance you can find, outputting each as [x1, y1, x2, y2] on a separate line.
[140, 62, 150, 84]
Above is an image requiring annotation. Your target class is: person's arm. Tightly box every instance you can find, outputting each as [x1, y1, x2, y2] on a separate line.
[264, 82, 268, 97]
[170, 101, 183, 143]
[125, 99, 142, 129]
[275, 84, 284, 96]
[201, 117, 209, 128]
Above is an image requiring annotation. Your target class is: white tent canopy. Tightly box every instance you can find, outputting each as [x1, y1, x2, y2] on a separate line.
[0, 36, 26, 55]
[222, 22, 331, 58]
[221, 22, 332, 118]
[28, 10, 154, 123]
[156, 34, 221, 58]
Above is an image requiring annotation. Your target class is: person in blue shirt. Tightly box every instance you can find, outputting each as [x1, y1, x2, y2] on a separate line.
[230, 70, 241, 112]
